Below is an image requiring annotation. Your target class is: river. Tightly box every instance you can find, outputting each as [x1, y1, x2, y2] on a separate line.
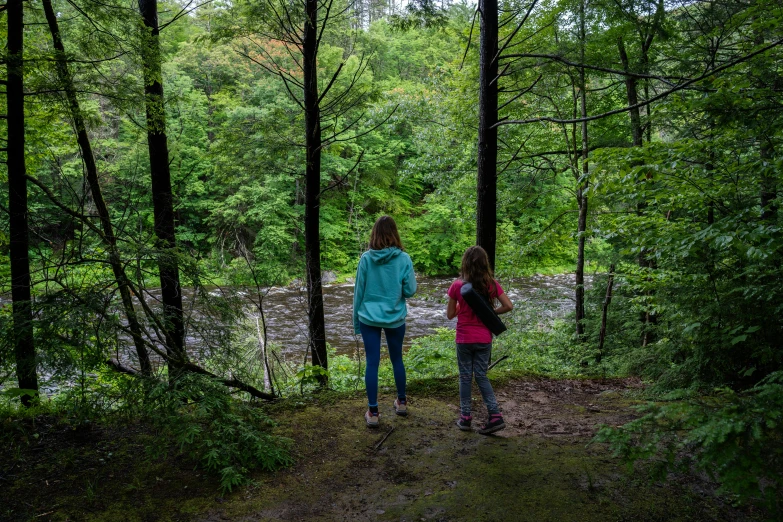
[235, 273, 576, 356]
[1, 274, 577, 393]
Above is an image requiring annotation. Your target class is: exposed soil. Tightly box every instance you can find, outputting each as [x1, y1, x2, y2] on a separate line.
[0, 377, 764, 521]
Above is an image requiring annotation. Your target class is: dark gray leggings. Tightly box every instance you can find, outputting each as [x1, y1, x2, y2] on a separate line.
[456, 343, 500, 415]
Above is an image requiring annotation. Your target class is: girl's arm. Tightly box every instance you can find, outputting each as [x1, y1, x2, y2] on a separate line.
[446, 297, 459, 320]
[402, 256, 417, 298]
[353, 256, 367, 334]
[495, 293, 514, 315]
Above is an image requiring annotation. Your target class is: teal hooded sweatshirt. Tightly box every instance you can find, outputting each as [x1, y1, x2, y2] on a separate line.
[353, 247, 417, 334]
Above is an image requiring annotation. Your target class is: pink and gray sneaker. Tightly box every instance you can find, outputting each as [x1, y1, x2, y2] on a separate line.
[456, 414, 472, 431]
[478, 413, 505, 435]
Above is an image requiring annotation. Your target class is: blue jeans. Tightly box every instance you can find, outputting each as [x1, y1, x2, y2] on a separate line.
[359, 322, 407, 408]
[457, 343, 500, 415]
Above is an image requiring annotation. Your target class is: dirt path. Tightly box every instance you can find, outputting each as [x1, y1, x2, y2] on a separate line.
[1, 377, 761, 521]
[198, 378, 756, 522]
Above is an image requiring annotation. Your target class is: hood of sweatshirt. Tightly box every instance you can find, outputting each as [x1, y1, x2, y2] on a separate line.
[366, 247, 402, 264]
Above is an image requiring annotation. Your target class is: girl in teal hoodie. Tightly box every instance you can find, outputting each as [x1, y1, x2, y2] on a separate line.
[353, 216, 417, 427]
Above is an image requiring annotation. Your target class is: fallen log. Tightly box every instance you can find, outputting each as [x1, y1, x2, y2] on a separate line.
[106, 359, 276, 401]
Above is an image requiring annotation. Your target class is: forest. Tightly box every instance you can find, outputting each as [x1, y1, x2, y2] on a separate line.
[1, 0, 782, 519]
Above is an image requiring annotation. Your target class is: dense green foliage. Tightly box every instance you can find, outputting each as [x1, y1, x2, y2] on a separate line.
[595, 372, 783, 514]
[147, 374, 293, 493]
[0, 373, 293, 493]
[1, 0, 782, 509]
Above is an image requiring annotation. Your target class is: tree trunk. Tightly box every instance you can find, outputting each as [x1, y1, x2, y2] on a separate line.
[619, 35, 657, 345]
[138, 0, 186, 377]
[303, 0, 328, 383]
[760, 141, 776, 221]
[617, 37, 642, 148]
[597, 264, 615, 363]
[574, 0, 589, 339]
[43, 0, 152, 375]
[752, 18, 776, 222]
[7, 0, 39, 405]
[476, 0, 498, 270]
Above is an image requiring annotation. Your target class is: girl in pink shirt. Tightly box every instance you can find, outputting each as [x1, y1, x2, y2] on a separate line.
[446, 246, 513, 434]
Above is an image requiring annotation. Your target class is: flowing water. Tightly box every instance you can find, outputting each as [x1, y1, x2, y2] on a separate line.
[1, 274, 578, 393]
[239, 273, 576, 356]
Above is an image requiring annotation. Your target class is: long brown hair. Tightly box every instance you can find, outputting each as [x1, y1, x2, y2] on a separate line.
[460, 246, 495, 301]
[369, 215, 403, 250]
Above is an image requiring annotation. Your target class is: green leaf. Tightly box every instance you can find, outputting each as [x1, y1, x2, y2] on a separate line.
[0, 388, 39, 398]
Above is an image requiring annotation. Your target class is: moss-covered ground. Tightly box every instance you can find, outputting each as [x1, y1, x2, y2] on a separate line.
[1, 377, 763, 521]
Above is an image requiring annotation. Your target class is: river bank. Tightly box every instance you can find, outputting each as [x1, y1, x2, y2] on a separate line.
[5, 272, 580, 396]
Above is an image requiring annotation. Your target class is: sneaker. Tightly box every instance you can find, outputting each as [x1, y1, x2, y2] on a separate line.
[393, 398, 408, 416]
[478, 413, 505, 435]
[456, 414, 472, 431]
[365, 410, 380, 428]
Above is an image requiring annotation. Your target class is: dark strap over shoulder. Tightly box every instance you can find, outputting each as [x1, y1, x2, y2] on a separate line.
[460, 282, 507, 336]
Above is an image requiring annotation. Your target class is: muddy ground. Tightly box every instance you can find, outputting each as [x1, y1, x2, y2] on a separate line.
[0, 377, 764, 521]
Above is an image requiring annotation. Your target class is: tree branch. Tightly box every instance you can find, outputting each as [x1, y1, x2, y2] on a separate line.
[105, 359, 276, 400]
[496, 36, 783, 127]
[499, 52, 683, 84]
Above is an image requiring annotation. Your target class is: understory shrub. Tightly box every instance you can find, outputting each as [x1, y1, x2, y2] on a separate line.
[148, 374, 293, 493]
[594, 371, 783, 516]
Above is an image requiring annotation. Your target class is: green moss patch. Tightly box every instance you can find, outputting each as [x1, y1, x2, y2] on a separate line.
[1, 378, 761, 521]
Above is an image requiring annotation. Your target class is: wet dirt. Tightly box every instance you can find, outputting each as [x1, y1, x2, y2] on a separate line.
[1, 376, 763, 521]
[197, 377, 759, 522]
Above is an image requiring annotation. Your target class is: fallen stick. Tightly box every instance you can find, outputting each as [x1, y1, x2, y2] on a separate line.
[488, 355, 509, 371]
[375, 426, 395, 450]
[34, 506, 59, 518]
[105, 359, 276, 400]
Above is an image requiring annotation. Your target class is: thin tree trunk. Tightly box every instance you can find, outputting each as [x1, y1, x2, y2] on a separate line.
[597, 264, 615, 363]
[617, 37, 642, 148]
[760, 140, 777, 221]
[574, 0, 588, 338]
[138, 0, 186, 378]
[707, 144, 715, 224]
[43, 0, 152, 375]
[620, 34, 656, 345]
[7, 0, 39, 405]
[477, 0, 498, 270]
[752, 17, 776, 222]
[303, 0, 328, 383]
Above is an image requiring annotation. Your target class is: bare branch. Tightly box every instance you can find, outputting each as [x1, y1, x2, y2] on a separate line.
[318, 61, 344, 105]
[498, 74, 541, 111]
[320, 150, 364, 196]
[321, 105, 399, 146]
[159, 0, 216, 31]
[496, 37, 783, 127]
[495, 0, 538, 62]
[26, 174, 108, 241]
[500, 52, 684, 84]
[459, 8, 479, 72]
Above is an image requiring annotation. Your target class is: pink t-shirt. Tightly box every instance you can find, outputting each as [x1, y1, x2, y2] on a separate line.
[447, 279, 504, 344]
